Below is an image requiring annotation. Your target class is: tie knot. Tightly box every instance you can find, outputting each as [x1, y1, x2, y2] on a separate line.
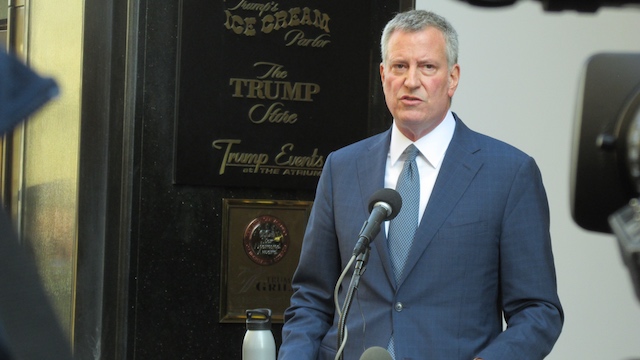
[404, 144, 420, 162]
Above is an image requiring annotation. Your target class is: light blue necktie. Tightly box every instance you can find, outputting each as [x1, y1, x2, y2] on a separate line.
[388, 144, 420, 283]
[387, 144, 420, 360]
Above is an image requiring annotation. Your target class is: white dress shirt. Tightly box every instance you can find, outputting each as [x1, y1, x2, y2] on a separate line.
[384, 111, 456, 233]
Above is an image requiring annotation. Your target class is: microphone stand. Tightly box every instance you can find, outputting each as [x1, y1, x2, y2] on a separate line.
[336, 245, 371, 360]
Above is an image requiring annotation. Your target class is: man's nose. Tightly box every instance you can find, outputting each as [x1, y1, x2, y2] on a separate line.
[403, 66, 420, 88]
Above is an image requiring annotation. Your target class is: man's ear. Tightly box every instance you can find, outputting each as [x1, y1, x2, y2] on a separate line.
[448, 64, 460, 97]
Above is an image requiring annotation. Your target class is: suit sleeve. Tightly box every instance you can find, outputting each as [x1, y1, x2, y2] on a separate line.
[278, 152, 342, 360]
[476, 156, 564, 359]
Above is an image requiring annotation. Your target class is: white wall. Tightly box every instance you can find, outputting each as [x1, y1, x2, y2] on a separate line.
[414, 1, 640, 359]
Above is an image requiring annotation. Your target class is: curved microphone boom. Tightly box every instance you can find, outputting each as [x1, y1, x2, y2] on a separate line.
[352, 188, 402, 256]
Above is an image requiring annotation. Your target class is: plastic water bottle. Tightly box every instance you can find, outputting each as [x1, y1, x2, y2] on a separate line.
[242, 308, 276, 360]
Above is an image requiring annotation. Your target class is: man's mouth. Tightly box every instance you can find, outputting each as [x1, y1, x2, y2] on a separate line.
[400, 95, 422, 104]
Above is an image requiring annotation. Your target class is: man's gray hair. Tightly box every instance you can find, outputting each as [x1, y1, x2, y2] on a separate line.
[380, 10, 459, 69]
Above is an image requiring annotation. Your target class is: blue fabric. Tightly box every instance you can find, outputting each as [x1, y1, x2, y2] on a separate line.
[0, 48, 62, 360]
[0, 48, 59, 133]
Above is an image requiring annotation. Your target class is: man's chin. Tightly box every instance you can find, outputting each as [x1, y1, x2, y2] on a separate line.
[394, 113, 445, 138]
[395, 112, 430, 125]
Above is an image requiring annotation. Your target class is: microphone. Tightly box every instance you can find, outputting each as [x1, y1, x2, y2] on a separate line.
[352, 188, 402, 256]
[359, 346, 393, 360]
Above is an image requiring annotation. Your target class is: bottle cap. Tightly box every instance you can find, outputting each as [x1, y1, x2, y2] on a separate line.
[245, 308, 272, 331]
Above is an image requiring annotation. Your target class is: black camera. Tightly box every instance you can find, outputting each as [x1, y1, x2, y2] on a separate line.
[571, 53, 640, 301]
[571, 53, 640, 234]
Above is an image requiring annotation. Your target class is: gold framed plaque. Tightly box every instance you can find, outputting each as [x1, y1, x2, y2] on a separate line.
[220, 198, 312, 323]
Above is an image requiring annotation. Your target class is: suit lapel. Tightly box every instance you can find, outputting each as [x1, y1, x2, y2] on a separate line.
[355, 130, 397, 286]
[397, 117, 484, 286]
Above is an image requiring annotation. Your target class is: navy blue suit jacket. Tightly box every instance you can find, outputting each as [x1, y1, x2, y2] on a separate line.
[279, 115, 563, 360]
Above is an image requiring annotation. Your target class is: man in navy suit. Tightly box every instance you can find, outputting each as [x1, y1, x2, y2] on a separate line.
[278, 9, 563, 360]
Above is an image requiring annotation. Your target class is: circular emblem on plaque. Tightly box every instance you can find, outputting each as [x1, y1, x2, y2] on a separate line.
[243, 215, 289, 266]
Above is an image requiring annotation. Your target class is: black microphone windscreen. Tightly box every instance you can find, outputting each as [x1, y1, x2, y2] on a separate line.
[368, 188, 402, 220]
[359, 346, 393, 360]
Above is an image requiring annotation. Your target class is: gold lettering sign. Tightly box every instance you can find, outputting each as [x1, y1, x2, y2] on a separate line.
[174, 0, 372, 189]
[212, 139, 324, 176]
[220, 198, 313, 323]
[229, 62, 320, 126]
[223, 3, 331, 42]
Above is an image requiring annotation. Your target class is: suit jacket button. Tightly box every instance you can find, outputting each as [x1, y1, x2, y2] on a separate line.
[394, 302, 403, 312]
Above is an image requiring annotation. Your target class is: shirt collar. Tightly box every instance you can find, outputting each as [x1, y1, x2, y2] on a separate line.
[390, 111, 456, 168]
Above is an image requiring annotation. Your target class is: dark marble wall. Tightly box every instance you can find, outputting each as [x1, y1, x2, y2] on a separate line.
[78, 0, 403, 358]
